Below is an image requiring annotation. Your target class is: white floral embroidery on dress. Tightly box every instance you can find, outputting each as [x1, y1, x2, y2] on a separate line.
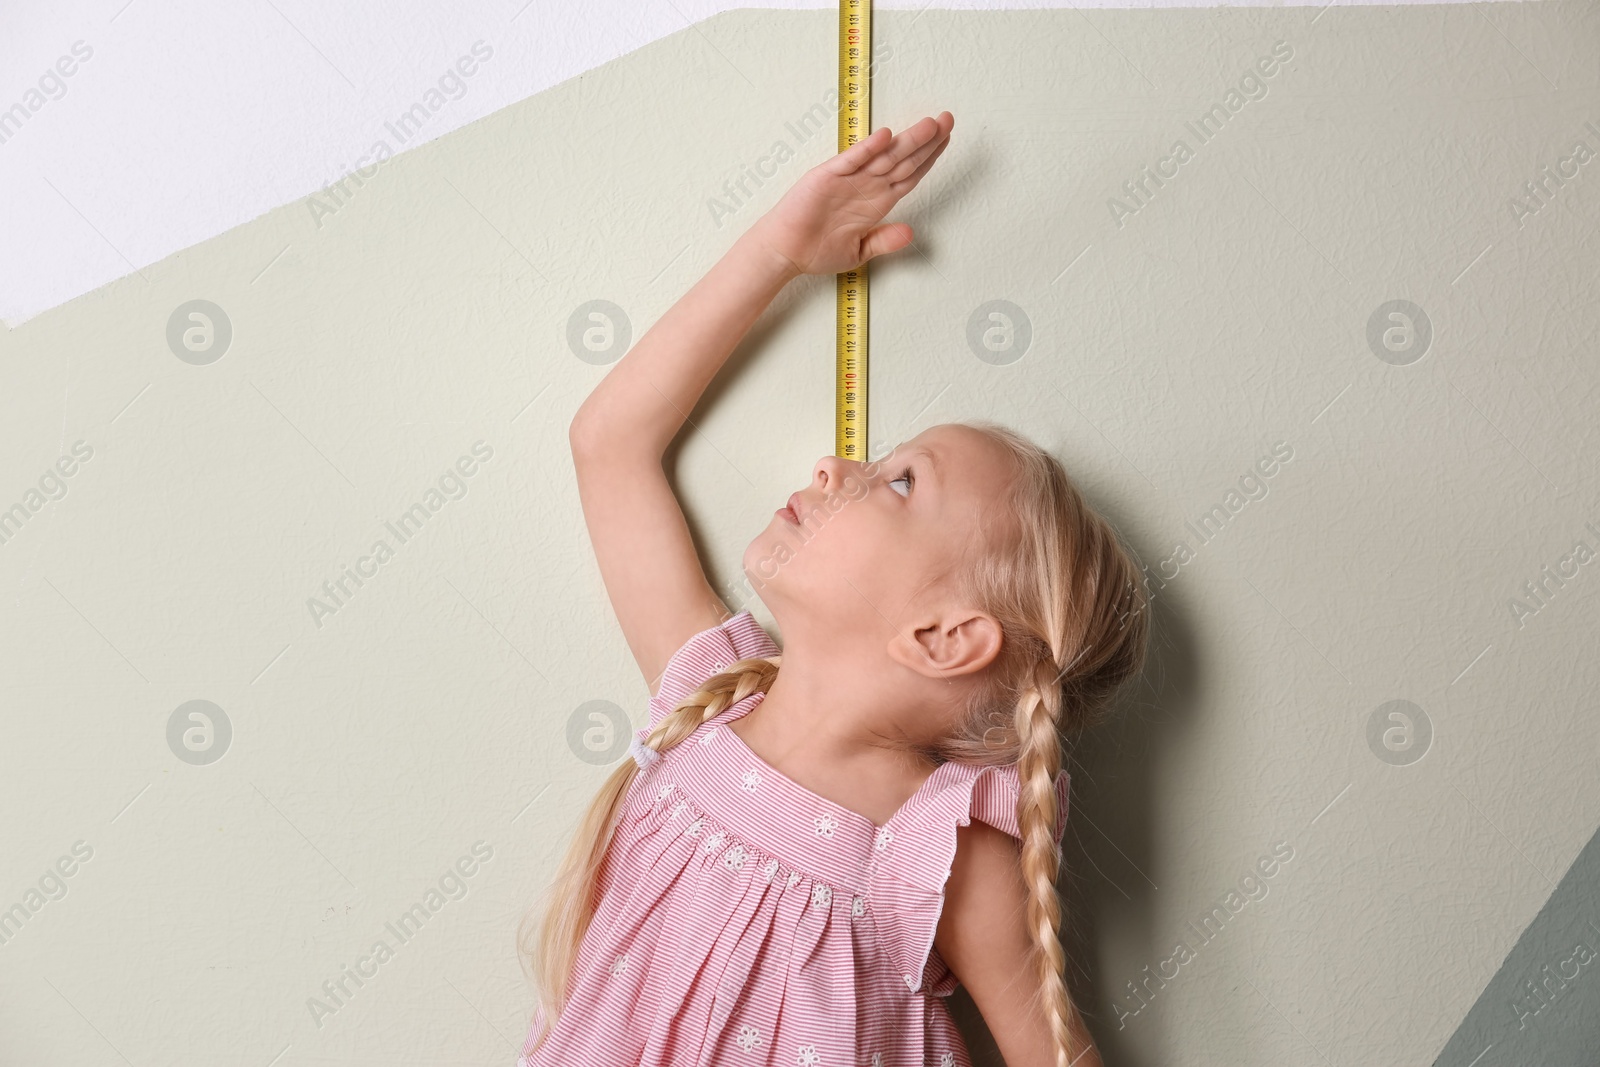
[873, 825, 893, 851]
[811, 884, 832, 909]
[762, 859, 780, 882]
[813, 813, 837, 838]
[687, 817, 705, 837]
[723, 845, 747, 871]
[703, 830, 727, 854]
[699, 725, 720, 746]
[735, 1024, 762, 1052]
[670, 800, 690, 821]
[939, 1053, 955, 1067]
[850, 895, 865, 920]
[740, 769, 761, 793]
[786, 871, 801, 888]
[903, 974, 917, 992]
[870, 1054, 883, 1067]
[610, 953, 628, 977]
[796, 1045, 820, 1066]
[656, 782, 675, 801]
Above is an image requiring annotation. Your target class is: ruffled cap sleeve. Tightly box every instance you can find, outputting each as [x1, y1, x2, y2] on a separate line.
[868, 761, 1071, 995]
[643, 610, 780, 733]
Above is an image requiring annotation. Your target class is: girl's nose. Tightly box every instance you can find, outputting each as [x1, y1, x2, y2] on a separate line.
[813, 454, 850, 491]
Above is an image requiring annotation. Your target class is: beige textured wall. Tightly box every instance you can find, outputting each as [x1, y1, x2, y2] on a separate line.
[1, 5, 1596, 1065]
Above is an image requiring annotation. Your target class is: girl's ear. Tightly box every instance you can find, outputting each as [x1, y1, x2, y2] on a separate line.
[886, 608, 1002, 680]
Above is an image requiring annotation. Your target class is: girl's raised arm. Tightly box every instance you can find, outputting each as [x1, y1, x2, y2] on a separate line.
[568, 233, 798, 696]
[567, 114, 955, 695]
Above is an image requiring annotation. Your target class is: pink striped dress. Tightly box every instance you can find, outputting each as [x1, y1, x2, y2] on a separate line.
[518, 610, 1071, 1067]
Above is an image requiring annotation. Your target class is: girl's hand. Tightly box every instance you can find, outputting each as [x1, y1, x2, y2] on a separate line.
[750, 112, 954, 277]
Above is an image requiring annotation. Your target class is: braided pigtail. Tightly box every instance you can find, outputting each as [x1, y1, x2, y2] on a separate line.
[1014, 669, 1077, 1066]
[518, 653, 779, 1056]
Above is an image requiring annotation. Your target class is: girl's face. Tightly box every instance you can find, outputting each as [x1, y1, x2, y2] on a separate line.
[742, 423, 1016, 636]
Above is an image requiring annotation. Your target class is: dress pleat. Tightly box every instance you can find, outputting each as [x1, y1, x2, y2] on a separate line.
[699, 877, 781, 1065]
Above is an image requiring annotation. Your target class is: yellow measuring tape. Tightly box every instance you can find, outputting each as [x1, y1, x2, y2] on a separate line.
[835, 0, 870, 459]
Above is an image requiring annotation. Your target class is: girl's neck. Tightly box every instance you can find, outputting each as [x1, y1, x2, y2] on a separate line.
[727, 632, 945, 824]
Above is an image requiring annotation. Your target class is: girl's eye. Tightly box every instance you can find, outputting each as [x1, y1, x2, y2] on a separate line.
[888, 467, 914, 498]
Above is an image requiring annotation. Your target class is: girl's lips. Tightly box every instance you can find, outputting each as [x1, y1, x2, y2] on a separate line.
[777, 492, 801, 525]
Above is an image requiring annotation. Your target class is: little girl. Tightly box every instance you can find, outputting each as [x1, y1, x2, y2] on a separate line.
[517, 113, 1149, 1067]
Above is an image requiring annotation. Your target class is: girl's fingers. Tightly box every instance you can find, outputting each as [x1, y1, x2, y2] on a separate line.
[829, 112, 952, 178]
[885, 121, 952, 184]
[826, 125, 894, 174]
[864, 115, 944, 178]
[888, 132, 951, 195]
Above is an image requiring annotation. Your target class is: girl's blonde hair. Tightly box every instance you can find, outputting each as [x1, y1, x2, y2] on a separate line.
[518, 419, 1150, 1066]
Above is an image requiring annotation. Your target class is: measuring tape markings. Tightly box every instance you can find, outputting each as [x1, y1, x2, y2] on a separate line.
[835, 0, 870, 459]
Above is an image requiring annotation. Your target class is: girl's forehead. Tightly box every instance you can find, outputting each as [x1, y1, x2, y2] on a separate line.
[897, 426, 996, 466]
